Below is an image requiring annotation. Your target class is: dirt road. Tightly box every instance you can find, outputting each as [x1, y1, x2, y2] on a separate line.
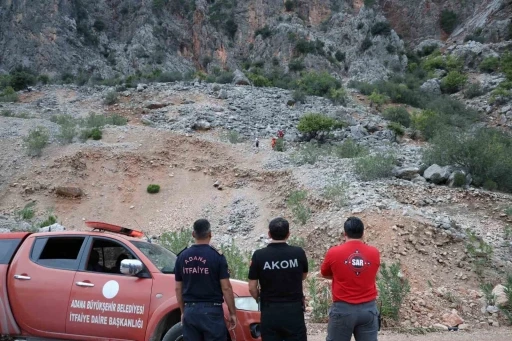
[306, 327, 512, 341]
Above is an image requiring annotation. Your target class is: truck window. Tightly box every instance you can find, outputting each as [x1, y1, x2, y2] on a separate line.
[0, 239, 23, 264]
[31, 236, 86, 270]
[132, 241, 177, 274]
[85, 238, 137, 275]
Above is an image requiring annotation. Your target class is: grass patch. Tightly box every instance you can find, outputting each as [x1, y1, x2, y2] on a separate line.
[221, 130, 242, 143]
[332, 138, 369, 159]
[15, 202, 36, 220]
[322, 181, 348, 207]
[291, 142, 330, 165]
[382, 107, 411, 127]
[465, 230, 493, 278]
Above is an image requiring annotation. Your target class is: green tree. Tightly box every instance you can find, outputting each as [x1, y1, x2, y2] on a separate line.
[297, 113, 343, 141]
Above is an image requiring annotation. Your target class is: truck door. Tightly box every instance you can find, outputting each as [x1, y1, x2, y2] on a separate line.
[66, 236, 152, 341]
[0, 233, 29, 336]
[7, 235, 87, 335]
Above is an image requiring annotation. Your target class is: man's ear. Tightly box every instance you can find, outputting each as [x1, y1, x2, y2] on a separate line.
[285, 232, 290, 240]
[268, 231, 272, 239]
[192, 231, 196, 239]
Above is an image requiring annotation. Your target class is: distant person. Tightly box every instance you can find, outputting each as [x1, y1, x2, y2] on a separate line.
[175, 219, 237, 340]
[277, 130, 284, 139]
[87, 250, 105, 272]
[248, 217, 308, 341]
[271, 137, 276, 150]
[255, 137, 260, 148]
[320, 216, 381, 341]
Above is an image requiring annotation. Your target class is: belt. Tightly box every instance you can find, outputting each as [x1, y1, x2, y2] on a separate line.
[184, 302, 223, 307]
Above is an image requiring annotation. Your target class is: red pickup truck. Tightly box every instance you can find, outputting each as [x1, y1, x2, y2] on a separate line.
[0, 223, 261, 341]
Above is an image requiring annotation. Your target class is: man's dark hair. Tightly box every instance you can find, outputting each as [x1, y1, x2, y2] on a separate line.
[268, 217, 289, 240]
[193, 219, 211, 240]
[344, 216, 364, 239]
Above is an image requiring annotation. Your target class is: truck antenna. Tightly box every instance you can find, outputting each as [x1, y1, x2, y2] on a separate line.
[133, 219, 151, 243]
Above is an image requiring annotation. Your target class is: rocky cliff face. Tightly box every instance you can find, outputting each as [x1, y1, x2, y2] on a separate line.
[0, 0, 509, 82]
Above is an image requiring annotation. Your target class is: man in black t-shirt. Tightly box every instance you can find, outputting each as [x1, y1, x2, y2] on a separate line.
[248, 217, 308, 341]
[175, 219, 237, 340]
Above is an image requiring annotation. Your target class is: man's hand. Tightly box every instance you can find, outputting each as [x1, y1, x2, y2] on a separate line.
[228, 314, 237, 330]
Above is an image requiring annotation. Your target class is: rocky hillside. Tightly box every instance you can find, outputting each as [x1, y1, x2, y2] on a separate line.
[1, 0, 510, 83]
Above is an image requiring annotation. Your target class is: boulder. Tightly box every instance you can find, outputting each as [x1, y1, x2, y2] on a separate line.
[232, 69, 251, 86]
[393, 166, 420, 180]
[136, 84, 147, 92]
[411, 175, 427, 184]
[56, 186, 83, 198]
[146, 102, 169, 110]
[423, 164, 452, 184]
[420, 79, 441, 95]
[442, 309, 464, 327]
[492, 284, 509, 307]
[38, 223, 66, 233]
[218, 89, 228, 99]
[191, 120, 211, 131]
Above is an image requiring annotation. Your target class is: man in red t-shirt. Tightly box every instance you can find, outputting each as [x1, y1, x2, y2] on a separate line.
[320, 216, 381, 341]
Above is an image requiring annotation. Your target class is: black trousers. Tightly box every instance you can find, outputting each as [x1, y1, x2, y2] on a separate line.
[260, 301, 307, 341]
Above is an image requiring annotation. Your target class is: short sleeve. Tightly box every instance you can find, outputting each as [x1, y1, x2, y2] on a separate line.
[219, 255, 230, 279]
[320, 248, 333, 277]
[301, 249, 308, 273]
[248, 251, 259, 280]
[174, 255, 183, 282]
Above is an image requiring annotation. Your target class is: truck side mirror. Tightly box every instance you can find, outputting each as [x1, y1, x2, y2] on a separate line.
[120, 259, 144, 276]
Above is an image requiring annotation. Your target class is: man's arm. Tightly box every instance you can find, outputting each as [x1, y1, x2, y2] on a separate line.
[320, 249, 333, 280]
[301, 248, 308, 281]
[221, 278, 237, 330]
[175, 281, 184, 318]
[248, 279, 259, 300]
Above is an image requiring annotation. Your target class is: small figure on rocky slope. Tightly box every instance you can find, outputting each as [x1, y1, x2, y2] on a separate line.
[255, 137, 259, 148]
[320, 216, 382, 341]
[271, 137, 276, 150]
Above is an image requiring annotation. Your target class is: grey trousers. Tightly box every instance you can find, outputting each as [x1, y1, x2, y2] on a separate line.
[326, 300, 379, 341]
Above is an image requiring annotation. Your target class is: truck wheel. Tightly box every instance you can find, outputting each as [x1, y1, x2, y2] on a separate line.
[162, 322, 183, 341]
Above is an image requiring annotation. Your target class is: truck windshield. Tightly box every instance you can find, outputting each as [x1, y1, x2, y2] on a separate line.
[132, 241, 177, 274]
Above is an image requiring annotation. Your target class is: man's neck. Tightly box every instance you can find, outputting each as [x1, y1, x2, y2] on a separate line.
[344, 238, 362, 243]
[194, 239, 210, 245]
[269, 239, 287, 243]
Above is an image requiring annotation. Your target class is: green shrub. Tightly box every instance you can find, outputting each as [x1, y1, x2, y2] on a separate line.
[215, 71, 234, 84]
[255, 25, 273, 39]
[0, 86, 18, 102]
[328, 87, 347, 105]
[147, 184, 161, 194]
[382, 107, 411, 127]
[57, 124, 77, 144]
[293, 89, 307, 103]
[322, 181, 348, 207]
[9, 68, 37, 91]
[423, 127, 512, 192]
[332, 138, 369, 159]
[368, 90, 389, 108]
[103, 91, 119, 105]
[23, 126, 50, 157]
[297, 113, 342, 141]
[464, 83, 483, 99]
[275, 137, 285, 151]
[291, 142, 328, 165]
[334, 50, 345, 62]
[224, 18, 238, 39]
[361, 36, 373, 51]
[452, 172, 466, 187]
[157, 72, 183, 82]
[160, 229, 193, 254]
[15, 202, 36, 220]
[388, 122, 405, 139]
[498, 274, 512, 324]
[377, 262, 411, 322]
[287, 190, 311, 225]
[247, 73, 272, 87]
[502, 52, 512, 81]
[440, 71, 467, 94]
[90, 127, 102, 140]
[221, 130, 242, 144]
[371, 22, 391, 36]
[39, 214, 57, 228]
[353, 152, 396, 181]
[295, 71, 342, 97]
[364, 0, 376, 7]
[220, 241, 252, 280]
[284, 0, 295, 11]
[440, 10, 457, 34]
[480, 56, 500, 73]
[38, 74, 51, 84]
[307, 276, 331, 322]
[289, 59, 305, 72]
[93, 19, 106, 31]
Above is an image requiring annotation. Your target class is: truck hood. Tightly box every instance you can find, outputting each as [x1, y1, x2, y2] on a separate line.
[229, 279, 251, 297]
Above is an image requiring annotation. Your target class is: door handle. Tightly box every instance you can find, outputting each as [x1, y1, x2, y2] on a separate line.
[76, 281, 95, 287]
[14, 275, 31, 280]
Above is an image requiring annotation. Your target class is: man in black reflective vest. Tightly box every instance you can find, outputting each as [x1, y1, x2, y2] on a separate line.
[248, 217, 308, 341]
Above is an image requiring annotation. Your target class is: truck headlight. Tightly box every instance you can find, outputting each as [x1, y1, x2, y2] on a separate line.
[234, 297, 259, 311]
